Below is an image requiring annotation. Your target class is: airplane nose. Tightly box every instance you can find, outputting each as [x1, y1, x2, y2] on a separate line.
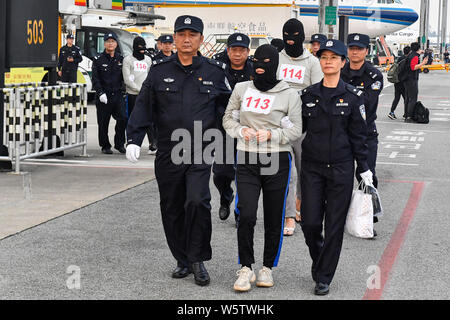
[409, 8, 419, 24]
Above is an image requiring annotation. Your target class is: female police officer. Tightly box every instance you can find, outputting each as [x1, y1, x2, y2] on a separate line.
[300, 39, 373, 295]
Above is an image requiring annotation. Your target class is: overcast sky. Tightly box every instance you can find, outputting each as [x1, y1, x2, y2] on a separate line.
[402, 0, 449, 32]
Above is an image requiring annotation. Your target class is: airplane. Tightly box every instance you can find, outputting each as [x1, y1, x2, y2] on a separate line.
[124, 0, 419, 39]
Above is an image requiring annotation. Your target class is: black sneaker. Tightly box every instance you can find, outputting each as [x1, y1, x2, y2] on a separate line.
[219, 205, 231, 221]
[388, 112, 397, 120]
[114, 146, 126, 154]
[101, 147, 113, 154]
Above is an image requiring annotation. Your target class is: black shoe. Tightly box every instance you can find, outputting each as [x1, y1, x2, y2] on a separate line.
[314, 282, 329, 296]
[101, 147, 113, 155]
[388, 112, 397, 120]
[404, 118, 415, 123]
[172, 264, 192, 279]
[115, 146, 126, 154]
[373, 229, 377, 238]
[219, 205, 231, 221]
[191, 262, 210, 286]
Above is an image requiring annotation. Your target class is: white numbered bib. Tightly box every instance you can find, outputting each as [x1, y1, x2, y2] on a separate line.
[278, 64, 306, 84]
[134, 61, 148, 72]
[241, 88, 275, 115]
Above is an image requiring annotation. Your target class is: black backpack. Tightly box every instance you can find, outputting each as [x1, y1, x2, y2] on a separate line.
[413, 101, 430, 124]
[396, 58, 409, 82]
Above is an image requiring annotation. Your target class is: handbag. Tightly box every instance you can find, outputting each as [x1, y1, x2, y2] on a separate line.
[345, 181, 374, 238]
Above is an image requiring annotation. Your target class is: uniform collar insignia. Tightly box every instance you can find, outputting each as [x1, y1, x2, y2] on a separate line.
[164, 78, 175, 83]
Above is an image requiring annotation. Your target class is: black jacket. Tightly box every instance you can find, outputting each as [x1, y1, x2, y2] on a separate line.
[405, 52, 420, 81]
[126, 54, 231, 152]
[341, 61, 383, 137]
[301, 80, 369, 172]
[91, 51, 124, 97]
[57, 45, 82, 72]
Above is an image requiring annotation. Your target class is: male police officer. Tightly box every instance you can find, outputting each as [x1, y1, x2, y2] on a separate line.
[58, 34, 82, 83]
[341, 33, 383, 208]
[212, 33, 253, 222]
[126, 15, 231, 286]
[300, 39, 371, 295]
[92, 33, 127, 154]
[153, 35, 175, 60]
[309, 34, 327, 57]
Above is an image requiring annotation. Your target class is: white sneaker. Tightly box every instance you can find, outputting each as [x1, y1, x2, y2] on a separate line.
[256, 266, 274, 287]
[233, 267, 256, 292]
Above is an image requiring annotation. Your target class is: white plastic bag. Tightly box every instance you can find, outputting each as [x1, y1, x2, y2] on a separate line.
[345, 182, 374, 238]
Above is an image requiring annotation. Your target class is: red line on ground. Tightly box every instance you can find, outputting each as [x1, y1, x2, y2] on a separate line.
[362, 181, 425, 300]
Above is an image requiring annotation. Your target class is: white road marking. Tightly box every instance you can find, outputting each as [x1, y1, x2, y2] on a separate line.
[377, 162, 419, 166]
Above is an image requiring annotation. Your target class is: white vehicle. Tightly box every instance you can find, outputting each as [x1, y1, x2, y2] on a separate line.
[125, 0, 419, 39]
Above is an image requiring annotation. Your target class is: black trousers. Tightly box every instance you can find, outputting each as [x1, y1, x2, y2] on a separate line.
[155, 151, 213, 266]
[126, 94, 156, 146]
[235, 151, 291, 268]
[300, 160, 354, 285]
[404, 79, 418, 119]
[212, 137, 237, 207]
[95, 93, 127, 149]
[61, 69, 77, 83]
[391, 82, 406, 114]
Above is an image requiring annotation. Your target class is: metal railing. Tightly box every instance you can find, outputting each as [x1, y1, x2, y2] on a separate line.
[1, 83, 88, 173]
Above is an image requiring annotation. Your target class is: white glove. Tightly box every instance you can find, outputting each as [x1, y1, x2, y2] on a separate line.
[99, 93, 108, 105]
[126, 144, 141, 163]
[232, 110, 240, 121]
[360, 170, 373, 186]
[281, 116, 294, 129]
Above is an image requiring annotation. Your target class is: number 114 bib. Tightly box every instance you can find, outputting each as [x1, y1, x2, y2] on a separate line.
[278, 64, 306, 85]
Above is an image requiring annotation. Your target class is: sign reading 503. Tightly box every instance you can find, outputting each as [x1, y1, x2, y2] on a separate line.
[27, 20, 45, 45]
[6, 0, 58, 68]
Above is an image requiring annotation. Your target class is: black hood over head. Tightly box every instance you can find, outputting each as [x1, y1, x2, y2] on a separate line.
[133, 37, 147, 61]
[253, 44, 280, 92]
[282, 18, 305, 58]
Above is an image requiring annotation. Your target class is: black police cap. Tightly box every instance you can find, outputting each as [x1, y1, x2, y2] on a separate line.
[316, 39, 347, 58]
[160, 35, 174, 43]
[227, 33, 250, 48]
[310, 34, 327, 44]
[104, 33, 118, 42]
[174, 15, 204, 34]
[347, 33, 370, 48]
[67, 34, 74, 39]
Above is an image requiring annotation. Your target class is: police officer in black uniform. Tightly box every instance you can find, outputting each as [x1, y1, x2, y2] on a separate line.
[126, 15, 231, 287]
[309, 33, 327, 57]
[58, 34, 82, 83]
[300, 39, 372, 295]
[153, 35, 175, 60]
[341, 33, 383, 196]
[212, 33, 253, 222]
[92, 33, 127, 154]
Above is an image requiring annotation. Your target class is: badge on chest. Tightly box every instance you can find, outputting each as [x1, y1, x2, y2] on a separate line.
[241, 88, 275, 115]
[278, 64, 306, 84]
